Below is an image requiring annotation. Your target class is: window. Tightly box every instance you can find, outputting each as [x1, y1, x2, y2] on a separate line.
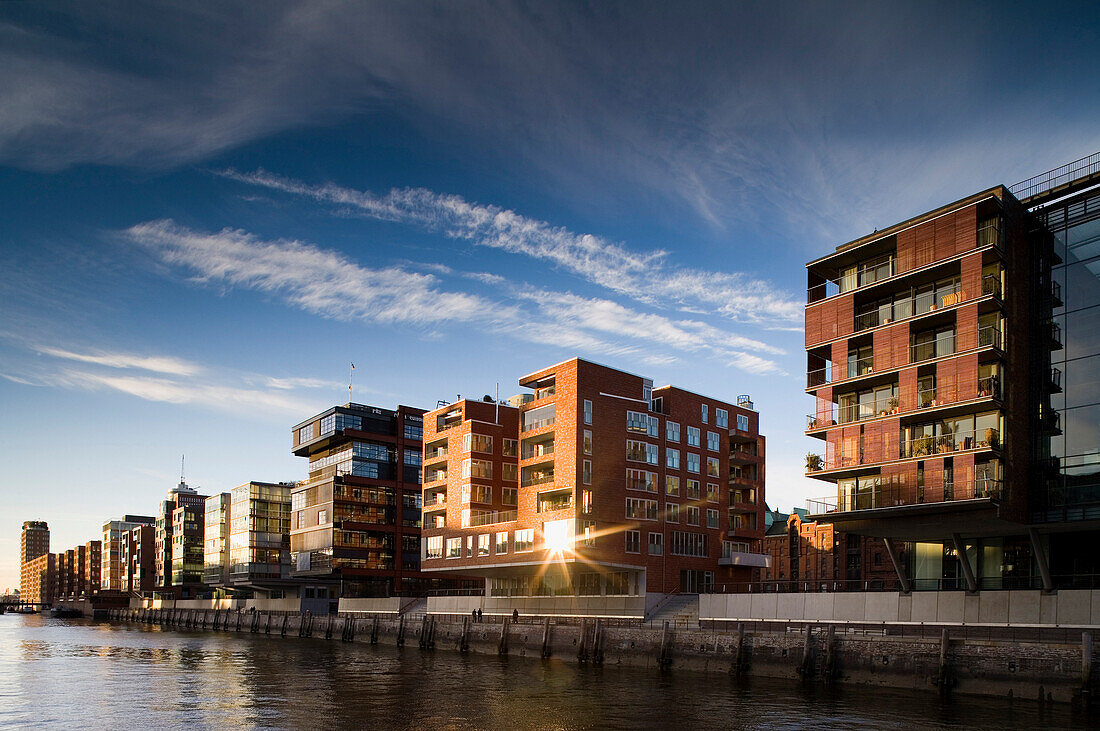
[649, 532, 663, 555]
[707, 431, 720, 451]
[404, 449, 422, 466]
[707, 457, 720, 477]
[911, 326, 955, 362]
[736, 413, 749, 432]
[426, 535, 443, 559]
[646, 443, 659, 465]
[578, 520, 596, 547]
[647, 416, 659, 437]
[666, 503, 680, 523]
[848, 344, 874, 377]
[583, 399, 593, 425]
[686, 506, 700, 525]
[463, 433, 493, 453]
[706, 509, 719, 529]
[706, 483, 719, 502]
[298, 424, 314, 442]
[671, 531, 708, 557]
[446, 537, 462, 558]
[716, 408, 728, 428]
[495, 532, 509, 554]
[503, 439, 518, 457]
[318, 510, 328, 525]
[582, 460, 592, 485]
[666, 421, 680, 443]
[462, 459, 493, 479]
[666, 448, 680, 469]
[502, 463, 518, 482]
[502, 487, 518, 506]
[687, 426, 701, 447]
[701, 404, 708, 423]
[514, 529, 534, 552]
[666, 475, 680, 496]
[626, 498, 658, 520]
[580, 489, 593, 514]
[463, 484, 492, 504]
[404, 423, 423, 441]
[466, 536, 474, 557]
[625, 530, 641, 553]
[627, 410, 649, 433]
[626, 439, 649, 462]
[583, 430, 592, 455]
[687, 479, 700, 499]
[687, 453, 700, 473]
[477, 534, 490, 556]
[626, 469, 657, 493]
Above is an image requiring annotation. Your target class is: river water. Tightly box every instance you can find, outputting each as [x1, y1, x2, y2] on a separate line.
[0, 614, 1092, 729]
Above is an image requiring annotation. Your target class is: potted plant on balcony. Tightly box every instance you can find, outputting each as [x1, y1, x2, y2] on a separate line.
[805, 453, 823, 472]
[913, 436, 932, 457]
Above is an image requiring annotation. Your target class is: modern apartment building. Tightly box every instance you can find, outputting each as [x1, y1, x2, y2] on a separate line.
[101, 516, 155, 591]
[805, 153, 1099, 591]
[122, 525, 156, 594]
[154, 480, 207, 594]
[229, 481, 292, 583]
[290, 403, 442, 597]
[83, 540, 102, 594]
[171, 501, 205, 589]
[203, 493, 232, 585]
[421, 358, 768, 600]
[50, 541, 101, 598]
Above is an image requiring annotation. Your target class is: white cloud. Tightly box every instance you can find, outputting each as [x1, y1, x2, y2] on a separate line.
[219, 169, 803, 325]
[119, 219, 786, 374]
[35, 346, 201, 376]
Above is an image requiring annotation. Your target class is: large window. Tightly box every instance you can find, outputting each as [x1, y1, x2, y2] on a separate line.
[477, 534, 490, 556]
[625, 530, 641, 553]
[299, 424, 315, 442]
[715, 409, 728, 428]
[736, 414, 749, 432]
[425, 535, 443, 559]
[495, 531, 509, 554]
[706, 457, 720, 477]
[583, 430, 592, 455]
[670, 531, 707, 557]
[848, 344, 874, 377]
[503, 438, 518, 457]
[627, 410, 649, 433]
[839, 383, 899, 423]
[626, 469, 657, 493]
[707, 431, 720, 451]
[666, 503, 680, 523]
[626, 498, 658, 520]
[701, 404, 708, 423]
[666, 448, 680, 469]
[686, 452, 700, 473]
[463, 433, 493, 454]
[911, 326, 955, 362]
[446, 537, 462, 558]
[667, 421, 680, 442]
[686, 426, 701, 447]
[583, 399, 593, 425]
[462, 459, 493, 479]
[648, 532, 663, 555]
[514, 529, 534, 552]
[666, 475, 680, 496]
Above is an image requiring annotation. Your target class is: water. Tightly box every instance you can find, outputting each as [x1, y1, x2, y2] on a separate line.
[0, 614, 1091, 729]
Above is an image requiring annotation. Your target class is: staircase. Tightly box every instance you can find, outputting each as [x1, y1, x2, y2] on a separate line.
[399, 597, 427, 621]
[644, 594, 699, 630]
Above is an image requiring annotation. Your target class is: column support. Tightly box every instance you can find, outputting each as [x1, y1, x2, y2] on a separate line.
[1029, 528, 1054, 592]
[883, 538, 911, 594]
[952, 533, 978, 593]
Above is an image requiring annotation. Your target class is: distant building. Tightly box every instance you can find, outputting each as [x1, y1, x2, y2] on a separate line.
[19, 521, 49, 601]
[22, 553, 55, 606]
[154, 479, 207, 595]
[122, 525, 156, 594]
[229, 481, 292, 584]
[203, 493, 233, 586]
[101, 516, 155, 591]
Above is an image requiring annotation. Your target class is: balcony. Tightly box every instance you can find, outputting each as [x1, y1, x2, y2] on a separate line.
[521, 471, 555, 488]
[977, 324, 1003, 350]
[521, 442, 555, 460]
[977, 218, 1002, 249]
[981, 274, 1002, 299]
[1050, 367, 1063, 393]
[537, 488, 573, 513]
[467, 510, 517, 527]
[900, 428, 999, 459]
[1051, 280, 1063, 307]
[533, 385, 556, 400]
[807, 254, 897, 302]
[1049, 321, 1063, 350]
[424, 447, 448, 464]
[521, 417, 555, 432]
[718, 551, 770, 568]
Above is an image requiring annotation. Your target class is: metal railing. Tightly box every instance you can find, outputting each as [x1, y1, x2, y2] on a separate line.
[1009, 150, 1100, 201]
[977, 219, 1002, 248]
[521, 472, 555, 488]
[1051, 279, 1063, 304]
[521, 443, 555, 459]
[424, 448, 447, 463]
[807, 255, 896, 302]
[981, 273, 1002, 298]
[533, 386, 556, 400]
[811, 477, 1004, 513]
[977, 324, 1003, 349]
[1050, 321, 1062, 348]
[900, 428, 999, 458]
[1051, 367, 1062, 390]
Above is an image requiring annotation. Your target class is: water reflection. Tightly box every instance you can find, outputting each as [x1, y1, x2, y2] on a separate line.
[0, 614, 1091, 729]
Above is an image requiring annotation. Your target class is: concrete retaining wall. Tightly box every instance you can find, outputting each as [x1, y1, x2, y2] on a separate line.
[105, 606, 1100, 706]
[701, 590, 1100, 627]
[427, 594, 646, 618]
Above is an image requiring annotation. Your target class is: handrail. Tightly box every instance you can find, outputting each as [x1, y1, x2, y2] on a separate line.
[1010, 150, 1100, 201]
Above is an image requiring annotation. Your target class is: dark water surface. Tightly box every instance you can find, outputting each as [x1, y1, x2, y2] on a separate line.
[0, 614, 1091, 729]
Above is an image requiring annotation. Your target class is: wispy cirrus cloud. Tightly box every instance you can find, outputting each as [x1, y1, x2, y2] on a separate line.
[219, 169, 803, 325]
[118, 219, 787, 374]
[34, 346, 201, 376]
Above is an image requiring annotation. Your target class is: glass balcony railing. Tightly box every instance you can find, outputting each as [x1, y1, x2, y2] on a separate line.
[521, 417, 555, 432]
[534, 386, 556, 400]
[981, 274, 1002, 298]
[819, 476, 1003, 514]
[466, 510, 517, 527]
[521, 443, 555, 459]
[521, 472, 555, 488]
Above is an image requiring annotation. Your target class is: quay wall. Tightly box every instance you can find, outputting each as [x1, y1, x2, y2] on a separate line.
[106, 606, 1099, 706]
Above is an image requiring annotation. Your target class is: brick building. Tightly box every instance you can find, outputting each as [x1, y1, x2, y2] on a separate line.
[19, 521, 50, 602]
[804, 155, 1100, 591]
[761, 507, 903, 591]
[122, 524, 157, 594]
[155, 480, 208, 594]
[421, 358, 768, 599]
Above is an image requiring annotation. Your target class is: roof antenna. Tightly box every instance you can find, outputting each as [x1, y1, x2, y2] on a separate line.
[179, 454, 186, 489]
[349, 362, 355, 403]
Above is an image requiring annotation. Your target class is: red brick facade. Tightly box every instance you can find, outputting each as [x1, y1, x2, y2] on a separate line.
[421, 358, 767, 595]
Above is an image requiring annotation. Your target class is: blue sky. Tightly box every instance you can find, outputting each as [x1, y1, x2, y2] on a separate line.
[1, 1, 1098, 590]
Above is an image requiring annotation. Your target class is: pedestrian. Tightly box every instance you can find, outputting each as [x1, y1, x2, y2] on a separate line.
[472, 608, 477, 622]
[476, 608, 483, 623]
[512, 608, 519, 622]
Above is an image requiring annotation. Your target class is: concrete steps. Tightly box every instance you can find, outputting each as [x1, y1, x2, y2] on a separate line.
[645, 594, 699, 630]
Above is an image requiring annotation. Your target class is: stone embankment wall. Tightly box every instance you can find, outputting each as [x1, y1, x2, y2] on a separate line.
[106, 607, 1098, 706]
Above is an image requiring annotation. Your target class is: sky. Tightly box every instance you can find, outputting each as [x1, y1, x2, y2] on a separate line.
[1, 1, 1098, 591]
